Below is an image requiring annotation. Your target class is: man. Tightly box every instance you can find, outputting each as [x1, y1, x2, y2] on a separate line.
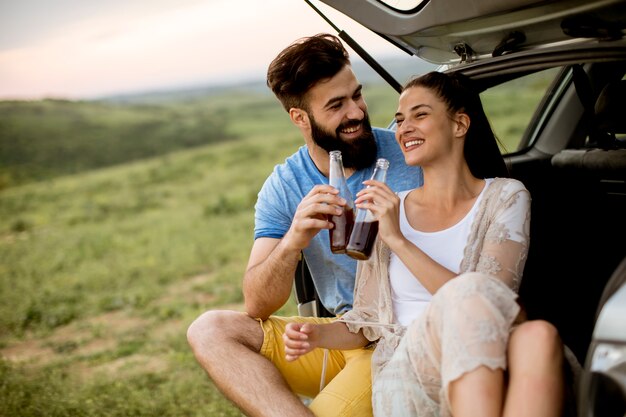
[187, 33, 423, 417]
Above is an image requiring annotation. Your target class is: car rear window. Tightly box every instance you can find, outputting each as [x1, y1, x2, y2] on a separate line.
[480, 67, 562, 154]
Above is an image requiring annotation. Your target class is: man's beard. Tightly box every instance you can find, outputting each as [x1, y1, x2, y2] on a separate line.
[310, 114, 377, 170]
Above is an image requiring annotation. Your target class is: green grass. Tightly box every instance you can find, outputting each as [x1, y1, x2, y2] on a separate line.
[0, 120, 302, 416]
[0, 79, 545, 416]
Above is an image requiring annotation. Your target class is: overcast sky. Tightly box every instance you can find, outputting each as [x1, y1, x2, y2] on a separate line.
[0, 0, 409, 100]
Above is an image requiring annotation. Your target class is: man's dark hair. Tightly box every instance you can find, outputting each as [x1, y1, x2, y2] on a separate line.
[266, 33, 350, 112]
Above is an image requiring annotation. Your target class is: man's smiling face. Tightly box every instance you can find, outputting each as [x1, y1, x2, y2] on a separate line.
[305, 65, 377, 170]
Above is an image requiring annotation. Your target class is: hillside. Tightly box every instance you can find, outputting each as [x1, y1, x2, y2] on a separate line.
[0, 94, 249, 189]
[0, 78, 406, 190]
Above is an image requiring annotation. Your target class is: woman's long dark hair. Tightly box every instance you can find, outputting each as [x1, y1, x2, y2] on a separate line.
[403, 71, 509, 179]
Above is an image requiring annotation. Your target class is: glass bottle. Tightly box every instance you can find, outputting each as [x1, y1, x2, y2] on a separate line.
[327, 150, 355, 254]
[346, 158, 390, 260]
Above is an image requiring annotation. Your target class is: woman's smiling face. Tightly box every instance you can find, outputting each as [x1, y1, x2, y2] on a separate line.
[394, 85, 461, 167]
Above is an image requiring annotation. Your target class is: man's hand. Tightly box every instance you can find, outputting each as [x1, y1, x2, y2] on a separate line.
[283, 322, 319, 361]
[281, 184, 347, 252]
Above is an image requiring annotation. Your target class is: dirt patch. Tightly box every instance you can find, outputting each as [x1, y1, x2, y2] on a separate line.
[0, 310, 150, 368]
[89, 353, 169, 378]
[1, 273, 245, 376]
[1, 339, 55, 364]
[156, 273, 217, 306]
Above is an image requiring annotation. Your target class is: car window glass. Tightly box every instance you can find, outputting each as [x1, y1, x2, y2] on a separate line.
[480, 67, 561, 154]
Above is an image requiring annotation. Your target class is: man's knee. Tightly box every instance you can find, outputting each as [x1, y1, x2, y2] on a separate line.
[187, 310, 262, 354]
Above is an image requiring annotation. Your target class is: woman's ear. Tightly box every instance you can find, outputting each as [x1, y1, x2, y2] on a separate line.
[454, 112, 470, 138]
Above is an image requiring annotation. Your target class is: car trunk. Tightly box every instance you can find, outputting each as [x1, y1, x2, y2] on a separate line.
[317, 0, 626, 65]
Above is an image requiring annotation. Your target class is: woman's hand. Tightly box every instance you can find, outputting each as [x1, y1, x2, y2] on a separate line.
[283, 322, 320, 361]
[355, 180, 405, 249]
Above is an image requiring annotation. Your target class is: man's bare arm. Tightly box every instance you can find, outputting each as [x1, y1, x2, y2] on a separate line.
[243, 238, 301, 320]
[243, 184, 346, 320]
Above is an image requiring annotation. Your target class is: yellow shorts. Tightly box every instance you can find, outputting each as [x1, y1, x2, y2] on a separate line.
[258, 315, 374, 417]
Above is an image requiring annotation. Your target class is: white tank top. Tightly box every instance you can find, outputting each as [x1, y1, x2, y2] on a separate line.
[389, 179, 492, 326]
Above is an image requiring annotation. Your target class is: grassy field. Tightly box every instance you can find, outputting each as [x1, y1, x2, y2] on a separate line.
[0, 133, 296, 417]
[0, 77, 551, 416]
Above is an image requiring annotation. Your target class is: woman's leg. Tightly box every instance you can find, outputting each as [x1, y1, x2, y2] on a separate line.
[449, 366, 505, 417]
[405, 273, 520, 417]
[448, 320, 565, 417]
[502, 320, 565, 417]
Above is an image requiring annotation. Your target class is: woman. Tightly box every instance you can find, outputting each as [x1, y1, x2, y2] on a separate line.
[283, 71, 577, 416]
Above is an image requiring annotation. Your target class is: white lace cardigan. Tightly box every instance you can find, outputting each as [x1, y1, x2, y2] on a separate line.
[339, 177, 532, 378]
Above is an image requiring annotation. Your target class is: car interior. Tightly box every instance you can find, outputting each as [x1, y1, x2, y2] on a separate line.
[507, 61, 626, 366]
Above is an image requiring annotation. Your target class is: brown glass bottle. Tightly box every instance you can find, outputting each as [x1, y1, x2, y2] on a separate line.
[345, 220, 379, 260]
[327, 150, 355, 254]
[329, 206, 355, 254]
[346, 158, 390, 260]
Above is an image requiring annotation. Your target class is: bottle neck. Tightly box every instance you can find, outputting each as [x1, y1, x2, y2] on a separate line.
[371, 159, 389, 183]
[329, 153, 346, 187]
[371, 168, 388, 183]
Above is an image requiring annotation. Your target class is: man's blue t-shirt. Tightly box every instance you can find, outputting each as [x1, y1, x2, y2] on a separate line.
[254, 127, 424, 315]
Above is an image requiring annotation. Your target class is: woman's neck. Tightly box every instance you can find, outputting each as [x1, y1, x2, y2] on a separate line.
[417, 164, 484, 208]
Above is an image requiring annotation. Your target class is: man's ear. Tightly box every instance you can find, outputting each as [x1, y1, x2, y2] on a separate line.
[454, 112, 470, 138]
[289, 108, 309, 129]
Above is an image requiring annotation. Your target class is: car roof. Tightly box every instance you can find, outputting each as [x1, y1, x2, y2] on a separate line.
[317, 0, 626, 65]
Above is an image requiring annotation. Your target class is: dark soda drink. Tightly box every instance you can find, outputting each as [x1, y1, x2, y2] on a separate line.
[346, 220, 379, 260]
[346, 158, 388, 260]
[328, 207, 354, 254]
[327, 150, 355, 255]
